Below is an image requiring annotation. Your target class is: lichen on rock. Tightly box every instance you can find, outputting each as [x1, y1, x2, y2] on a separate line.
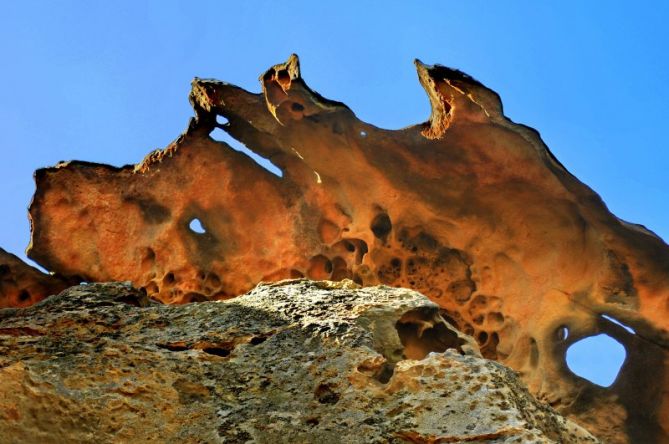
[0, 281, 597, 443]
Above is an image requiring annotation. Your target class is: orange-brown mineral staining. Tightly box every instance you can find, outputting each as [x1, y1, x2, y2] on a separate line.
[0, 248, 73, 308]
[6, 54, 667, 442]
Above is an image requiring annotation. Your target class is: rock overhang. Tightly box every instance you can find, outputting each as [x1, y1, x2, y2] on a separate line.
[0, 54, 667, 442]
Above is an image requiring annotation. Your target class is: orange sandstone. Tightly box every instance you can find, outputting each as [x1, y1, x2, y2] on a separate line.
[8, 55, 668, 442]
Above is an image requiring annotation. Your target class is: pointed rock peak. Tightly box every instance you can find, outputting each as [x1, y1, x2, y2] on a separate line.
[261, 53, 302, 92]
[415, 60, 502, 139]
[260, 53, 349, 125]
[415, 59, 453, 140]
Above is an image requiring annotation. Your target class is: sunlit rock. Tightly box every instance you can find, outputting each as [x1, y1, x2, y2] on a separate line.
[10, 54, 669, 441]
[0, 280, 597, 443]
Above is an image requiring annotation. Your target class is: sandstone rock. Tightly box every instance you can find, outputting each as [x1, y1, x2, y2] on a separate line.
[0, 248, 73, 308]
[0, 280, 597, 443]
[19, 55, 669, 441]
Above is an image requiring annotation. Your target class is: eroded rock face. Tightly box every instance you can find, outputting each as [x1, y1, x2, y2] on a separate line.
[0, 281, 597, 443]
[14, 55, 669, 441]
[0, 248, 73, 308]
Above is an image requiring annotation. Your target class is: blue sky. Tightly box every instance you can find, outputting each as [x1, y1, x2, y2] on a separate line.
[1, 1, 667, 384]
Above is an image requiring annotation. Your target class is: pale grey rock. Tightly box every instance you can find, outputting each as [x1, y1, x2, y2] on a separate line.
[0, 280, 598, 443]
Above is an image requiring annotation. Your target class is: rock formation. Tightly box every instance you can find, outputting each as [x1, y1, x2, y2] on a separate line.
[0, 280, 598, 443]
[1, 54, 667, 441]
[0, 248, 73, 308]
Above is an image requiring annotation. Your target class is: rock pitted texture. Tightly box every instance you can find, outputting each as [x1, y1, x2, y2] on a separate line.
[0, 280, 597, 443]
[0, 248, 73, 308]
[1, 54, 666, 441]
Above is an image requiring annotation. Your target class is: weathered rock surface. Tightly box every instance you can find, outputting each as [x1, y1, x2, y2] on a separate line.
[3, 54, 667, 441]
[0, 248, 73, 308]
[0, 280, 597, 443]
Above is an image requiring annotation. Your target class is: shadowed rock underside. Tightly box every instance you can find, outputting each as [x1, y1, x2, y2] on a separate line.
[5, 55, 668, 441]
[0, 248, 73, 308]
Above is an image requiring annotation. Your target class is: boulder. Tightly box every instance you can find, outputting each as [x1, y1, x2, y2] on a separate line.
[0, 280, 597, 443]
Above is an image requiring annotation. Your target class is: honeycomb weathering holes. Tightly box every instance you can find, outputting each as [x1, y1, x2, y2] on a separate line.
[395, 307, 465, 360]
[370, 212, 392, 242]
[19, 55, 669, 442]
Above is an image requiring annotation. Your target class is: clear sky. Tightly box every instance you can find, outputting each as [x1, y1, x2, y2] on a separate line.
[1, 1, 667, 384]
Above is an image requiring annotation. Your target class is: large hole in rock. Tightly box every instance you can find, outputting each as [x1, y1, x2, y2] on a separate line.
[395, 308, 464, 360]
[566, 334, 626, 387]
[370, 213, 392, 241]
[210, 120, 283, 178]
[188, 218, 206, 234]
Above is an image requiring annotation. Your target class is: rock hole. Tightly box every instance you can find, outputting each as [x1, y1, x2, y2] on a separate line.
[291, 102, 305, 112]
[205, 273, 221, 288]
[117, 294, 145, 307]
[209, 127, 283, 178]
[276, 69, 291, 87]
[262, 70, 274, 82]
[201, 346, 231, 357]
[477, 331, 488, 344]
[249, 336, 267, 345]
[529, 337, 539, 367]
[140, 247, 156, 269]
[18, 290, 30, 302]
[330, 256, 351, 281]
[189, 218, 206, 234]
[601, 314, 636, 334]
[353, 239, 369, 263]
[396, 308, 465, 360]
[443, 100, 452, 115]
[359, 130, 367, 137]
[566, 334, 626, 387]
[480, 331, 499, 360]
[290, 269, 304, 278]
[163, 272, 175, 285]
[144, 281, 159, 294]
[314, 383, 340, 405]
[305, 417, 319, 427]
[557, 326, 569, 341]
[470, 294, 487, 307]
[158, 343, 189, 352]
[308, 255, 333, 280]
[374, 362, 395, 384]
[370, 213, 392, 241]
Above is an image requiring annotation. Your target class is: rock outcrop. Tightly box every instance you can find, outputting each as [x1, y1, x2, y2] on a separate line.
[0, 280, 597, 443]
[1, 54, 667, 441]
[0, 248, 73, 308]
